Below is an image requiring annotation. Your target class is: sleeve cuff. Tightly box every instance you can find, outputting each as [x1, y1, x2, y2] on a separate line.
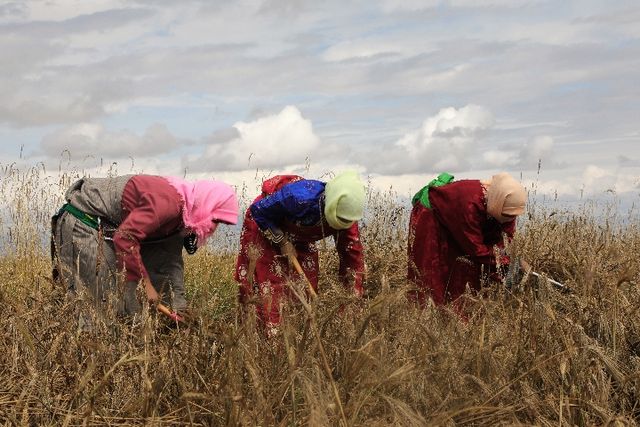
[262, 228, 285, 244]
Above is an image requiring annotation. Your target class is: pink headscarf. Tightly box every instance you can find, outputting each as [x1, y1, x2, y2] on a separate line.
[483, 172, 527, 223]
[165, 176, 239, 245]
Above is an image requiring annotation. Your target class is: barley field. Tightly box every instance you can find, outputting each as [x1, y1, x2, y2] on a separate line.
[1, 164, 639, 426]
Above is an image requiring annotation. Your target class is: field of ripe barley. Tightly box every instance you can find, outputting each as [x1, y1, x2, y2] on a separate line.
[1, 165, 639, 426]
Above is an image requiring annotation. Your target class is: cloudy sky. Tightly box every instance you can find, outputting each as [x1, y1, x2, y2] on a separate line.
[1, 0, 639, 203]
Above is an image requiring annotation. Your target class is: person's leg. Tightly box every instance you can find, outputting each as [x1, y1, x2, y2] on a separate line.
[235, 210, 260, 306]
[407, 204, 433, 305]
[235, 211, 287, 335]
[55, 212, 118, 330]
[142, 233, 185, 313]
[409, 203, 456, 306]
[253, 239, 289, 335]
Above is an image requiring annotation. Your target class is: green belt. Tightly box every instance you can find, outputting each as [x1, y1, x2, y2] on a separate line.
[59, 203, 100, 230]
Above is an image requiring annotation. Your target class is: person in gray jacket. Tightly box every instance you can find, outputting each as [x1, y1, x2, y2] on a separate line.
[52, 174, 238, 325]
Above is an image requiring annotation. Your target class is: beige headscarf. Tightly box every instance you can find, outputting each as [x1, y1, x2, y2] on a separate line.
[483, 172, 527, 223]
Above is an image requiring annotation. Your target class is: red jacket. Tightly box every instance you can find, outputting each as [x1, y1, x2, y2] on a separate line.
[408, 180, 514, 306]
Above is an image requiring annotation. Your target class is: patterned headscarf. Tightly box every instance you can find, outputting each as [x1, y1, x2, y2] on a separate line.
[324, 170, 366, 230]
[165, 176, 239, 245]
[485, 172, 527, 223]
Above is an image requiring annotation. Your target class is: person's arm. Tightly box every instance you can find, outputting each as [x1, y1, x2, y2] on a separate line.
[430, 184, 500, 264]
[249, 190, 289, 241]
[249, 181, 321, 243]
[496, 219, 517, 267]
[334, 222, 365, 296]
[445, 208, 516, 284]
[113, 192, 181, 301]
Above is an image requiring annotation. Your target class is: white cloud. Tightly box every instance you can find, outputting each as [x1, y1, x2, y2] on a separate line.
[483, 150, 514, 168]
[473, 135, 561, 171]
[323, 39, 413, 62]
[186, 105, 321, 172]
[395, 104, 494, 170]
[379, 0, 440, 12]
[448, 0, 544, 8]
[398, 105, 493, 153]
[618, 155, 640, 167]
[581, 164, 618, 194]
[22, 1, 127, 22]
[517, 135, 555, 168]
[39, 122, 178, 160]
[522, 178, 576, 198]
[353, 104, 495, 175]
[0, 2, 28, 23]
[1, 0, 640, 204]
[523, 165, 640, 198]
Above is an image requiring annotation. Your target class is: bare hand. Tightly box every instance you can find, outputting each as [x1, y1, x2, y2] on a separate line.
[353, 285, 364, 298]
[280, 240, 297, 259]
[519, 258, 532, 273]
[141, 277, 159, 304]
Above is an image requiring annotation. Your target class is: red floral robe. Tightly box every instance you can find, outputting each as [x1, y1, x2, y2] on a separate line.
[235, 175, 365, 328]
[407, 180, 515, 307]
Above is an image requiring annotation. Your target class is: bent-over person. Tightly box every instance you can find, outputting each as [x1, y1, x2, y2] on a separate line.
[235, 170, 366, 335]
[407, 172, 526, 310]
[52, 174, 238, 326]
